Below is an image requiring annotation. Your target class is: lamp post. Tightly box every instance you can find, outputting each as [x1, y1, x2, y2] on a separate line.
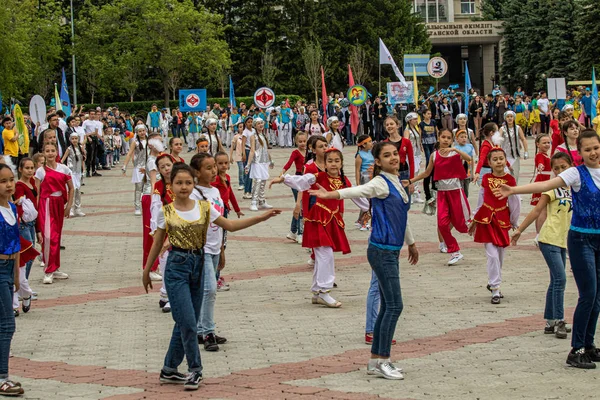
[507, 74, 511, 94]
[70, 0, 77, 106]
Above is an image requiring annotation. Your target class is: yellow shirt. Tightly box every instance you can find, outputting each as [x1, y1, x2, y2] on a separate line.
[593, 116, 600, 136]
[2, 129, 18, 157]
[538, 187, 572, 249]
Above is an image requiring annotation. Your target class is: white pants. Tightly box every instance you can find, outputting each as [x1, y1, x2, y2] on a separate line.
[188, 132, 199, 149]
[268, 129, 277, 146]
[13, 266, 33, 309]
[485, 243, 505, 289]
[278, 123, 292, 147]
[312, 246, 335, 293]
[159, 250, 168, 298]
[509, 157, 521, 185]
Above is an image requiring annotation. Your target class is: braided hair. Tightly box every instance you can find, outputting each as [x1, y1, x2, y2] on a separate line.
[561, 120, 579, 162]
[324, 149, 348, 188]
[189, 152, 215, 200]
[156, 153, 175, 205]
[304, 135, 328, 165]
[502, 116, 520, 159]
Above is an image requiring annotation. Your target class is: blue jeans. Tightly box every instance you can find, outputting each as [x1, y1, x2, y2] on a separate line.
[423, 143, 436, 201]
[113, 149, 120, 163]
[197, 252, 220, 337]
[163, 250, 204, 373]
[243, 149, 253, 193]
[19, 221, 36, 279]
[568, 230, 600, 350]
[290, 187, 303, 235]
[539, 242, 567, 320]
[367, 244, 403, 358]
[365, 270, 380, 333]
[0, 260, 16, 379]
[236, 161, 245, 187]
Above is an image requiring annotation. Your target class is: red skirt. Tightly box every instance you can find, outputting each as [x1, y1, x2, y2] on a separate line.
[302, 219, 351, 254]
[474, 206, 511, 248]
[19, 237, 39, 268]
[531, 174, 550, 205]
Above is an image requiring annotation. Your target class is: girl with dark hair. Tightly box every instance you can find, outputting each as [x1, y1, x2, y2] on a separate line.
[169, 137, 185, 163]
[141, 135, 163, 282]
[281, 132, 307, 243]
[530, 134, 552, 207]
[270, 148, 365, 308]
[121, 124, 149, 216]
[202, 118, 224, 156]
[246, 118, 274, 211]
[500, 111, 528, 184]
[555, 120, 582, 166]
[61, 132, 86, 217]
[307, 141, 418, 380]
[304, 110, 326, 137]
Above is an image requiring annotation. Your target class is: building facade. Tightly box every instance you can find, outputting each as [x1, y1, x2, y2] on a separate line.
[413, 0, 502, 95]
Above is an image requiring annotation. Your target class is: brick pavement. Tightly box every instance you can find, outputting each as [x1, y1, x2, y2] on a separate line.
[9, 142, 599, 399]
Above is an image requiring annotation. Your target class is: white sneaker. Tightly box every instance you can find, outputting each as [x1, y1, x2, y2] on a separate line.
[149, 272, 163, 281]
[308, 258, 315, 266]
[373, 361, 404, 380]
[75, 210, 86, 217]
[53, 270, 69, 279]
[296, 234, 303, 244]
[447, 252, 464, 265]
[39, 261, 45, 268]
[134, 209, 142, 216]
[43, 273, 53, 284]
[259, 202, 273, 209]
[439, 242, 448, 253]
[249, 202, 258, 212]
[69, 211, 75, 218]
[286, 232, 297, 241]
[368, 360, 403, 375]
[162, 302, 171, 313]
[237, 186, 243, 191]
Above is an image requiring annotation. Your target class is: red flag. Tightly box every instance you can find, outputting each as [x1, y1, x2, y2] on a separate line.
[285, 98, 290, 108]
[321, 66, 328, 119]
[348, 64, 359, 135]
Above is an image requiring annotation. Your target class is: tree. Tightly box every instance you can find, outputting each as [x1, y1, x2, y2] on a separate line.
[260, 46, 278, 88]
[481, 0, 507, 19]
[348, 44, 371, 85]
[543, 0, 576, 80]
[575, 0, 600, 77]
[302, 40, 324, 105]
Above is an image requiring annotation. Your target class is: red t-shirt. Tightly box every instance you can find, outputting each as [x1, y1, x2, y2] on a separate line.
[283, 149, 305, 174]
[211, 174, 240, 213]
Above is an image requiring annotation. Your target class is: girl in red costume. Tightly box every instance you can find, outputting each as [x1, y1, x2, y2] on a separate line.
[406, 129, 472, 266]
[270, 147, 367, 308]
[35, 143, 74, 285]
[469, 147, 520, 304]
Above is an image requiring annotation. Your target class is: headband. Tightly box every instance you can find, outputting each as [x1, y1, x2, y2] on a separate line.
[405, 112, 418, 123]
[325, 147, 341, 153]
[456, 113, 467, 121]
[156, 153, 177, 164]
[253, 117, 265, 127]
[455, 129, 467, 139]
[134, 124, 147, 132]
[357, 137, 372, 146]
[562, 104, 574, 111]
[326, 116, 339, 127]
[205, 118, 218, 127]
[69, 132, 79, 138]
[503, 110, 516, 119]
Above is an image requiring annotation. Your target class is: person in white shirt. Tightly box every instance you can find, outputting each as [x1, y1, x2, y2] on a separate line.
[81, 110, 102, 177]
[537, 91, 551, 134]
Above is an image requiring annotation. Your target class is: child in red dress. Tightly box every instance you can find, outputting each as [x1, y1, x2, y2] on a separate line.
[469, 147, 520, 304]
[270, 148, 367, 308]
[531, 134, 552, 205]
[406, 129, 472, 265]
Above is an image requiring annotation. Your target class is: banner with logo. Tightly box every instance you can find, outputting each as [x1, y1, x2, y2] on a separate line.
[387, 82, 414, 105]
[179, 89, 207, 112]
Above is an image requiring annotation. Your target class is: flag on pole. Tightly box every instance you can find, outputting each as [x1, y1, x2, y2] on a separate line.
[229, 75, 236, 109]
[60, 68, 71, 117]
[464, 61, 472, 119]
[412, 64, 419, 106]
[379, 38, 407, 85]
[348, 64, 359, 135]
[592, 67, 598, 120]
[321, 66, 328, 119]
[54, 83, 62, 113]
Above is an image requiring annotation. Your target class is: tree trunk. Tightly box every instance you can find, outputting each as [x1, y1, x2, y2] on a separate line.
[130, 94, 134, 102]
[91, 93, 95, 104]
[163, 79, 170, 109]
[314, 89, 318, 108]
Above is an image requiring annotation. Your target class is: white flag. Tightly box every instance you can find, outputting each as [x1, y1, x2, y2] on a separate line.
[379, 38, 406, 85]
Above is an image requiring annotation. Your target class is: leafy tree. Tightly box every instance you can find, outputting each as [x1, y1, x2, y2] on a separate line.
[575, 0, 600, 77]
[260, 46, 279, 88]
[481, 0, 507, 19]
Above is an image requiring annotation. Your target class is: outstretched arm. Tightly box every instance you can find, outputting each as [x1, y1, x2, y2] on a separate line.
[214, 209, 281, 232]
[495, 176, 565, 199]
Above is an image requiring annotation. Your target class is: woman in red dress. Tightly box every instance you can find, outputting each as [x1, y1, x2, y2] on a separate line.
[469, 147, 520, 305]
[271, 148, 367, 308]
[35, 143, 74, 285]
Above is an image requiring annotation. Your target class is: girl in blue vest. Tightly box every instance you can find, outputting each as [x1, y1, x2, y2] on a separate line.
[309, 141, 419, 380]
[495, 129, 600, 369]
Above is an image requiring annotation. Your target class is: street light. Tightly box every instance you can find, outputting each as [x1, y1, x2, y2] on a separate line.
[507, 74, 511, 93]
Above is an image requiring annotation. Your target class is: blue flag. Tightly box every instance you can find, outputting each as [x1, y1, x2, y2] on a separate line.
[427, 86, 435, 95]
[60, 68, 71, 117]
[464, 61, 472, 118]
[592, 67, 598, 120]
[229, 75, 236, 109]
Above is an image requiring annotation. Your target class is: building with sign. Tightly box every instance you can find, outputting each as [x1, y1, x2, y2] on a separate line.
[412, 0, 502, 95]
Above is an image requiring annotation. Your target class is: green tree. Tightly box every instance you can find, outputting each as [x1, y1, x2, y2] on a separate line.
[543, 0, 576, 80]
[575, 0, 600, 77]
[0, 0, 33, 98]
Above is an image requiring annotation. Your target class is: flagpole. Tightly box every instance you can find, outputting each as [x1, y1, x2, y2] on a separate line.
[378, 63, 381, 95]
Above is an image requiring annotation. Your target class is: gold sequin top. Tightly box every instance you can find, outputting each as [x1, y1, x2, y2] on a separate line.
[164, 200, 211, 250]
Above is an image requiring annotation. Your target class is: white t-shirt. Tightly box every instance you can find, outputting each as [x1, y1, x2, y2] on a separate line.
[156, 200, 220, 230]
[243, 128, 254, 149]
[35, 164, 72, 182]
[0, 205, 16, 225]
[537, 98, 550, 114]
[82, 120, 99, 137]
[190, 186, 224, 255]
[73, 126, 86, 143]
[559, 166, 600, 192]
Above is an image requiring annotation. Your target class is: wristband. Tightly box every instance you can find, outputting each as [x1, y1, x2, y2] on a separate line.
[408, 179, 412, 185]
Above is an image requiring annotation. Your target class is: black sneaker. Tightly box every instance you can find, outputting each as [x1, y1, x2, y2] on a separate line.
[184, 371, 202, 390]
[92, 172, 102, 177]
[86, 172, 90, 178]
[567, 348, 596, 369]
[198, 334, 227, 345]
[585, 346, 600, 362]
[555, 321, 568, 339]
[159, 370, 187, 384]
[203, 333, 219, 351]
[544, 324, 555, 334]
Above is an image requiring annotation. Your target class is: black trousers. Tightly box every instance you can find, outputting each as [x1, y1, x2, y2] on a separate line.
[86, 138, 97, 174]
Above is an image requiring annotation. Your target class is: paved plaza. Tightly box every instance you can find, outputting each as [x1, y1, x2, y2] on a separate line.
[10, 141, 599, 399]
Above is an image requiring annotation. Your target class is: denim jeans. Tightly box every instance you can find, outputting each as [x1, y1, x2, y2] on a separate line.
[365, 270, 380, 333]
[567, 230, 600, 350]
[243, 149, 253, 193]
[290, 187, 303, 235]
[0, 260, 16, 379]
[197, 252, 220, 337]
[423, 143, 436, 201]
[539, 242, 567, 321]
[19, 221, 36, 279]
[163, 250, 204, 373]
[367, 244, 403, 358]
[236, 161, 245, 187]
